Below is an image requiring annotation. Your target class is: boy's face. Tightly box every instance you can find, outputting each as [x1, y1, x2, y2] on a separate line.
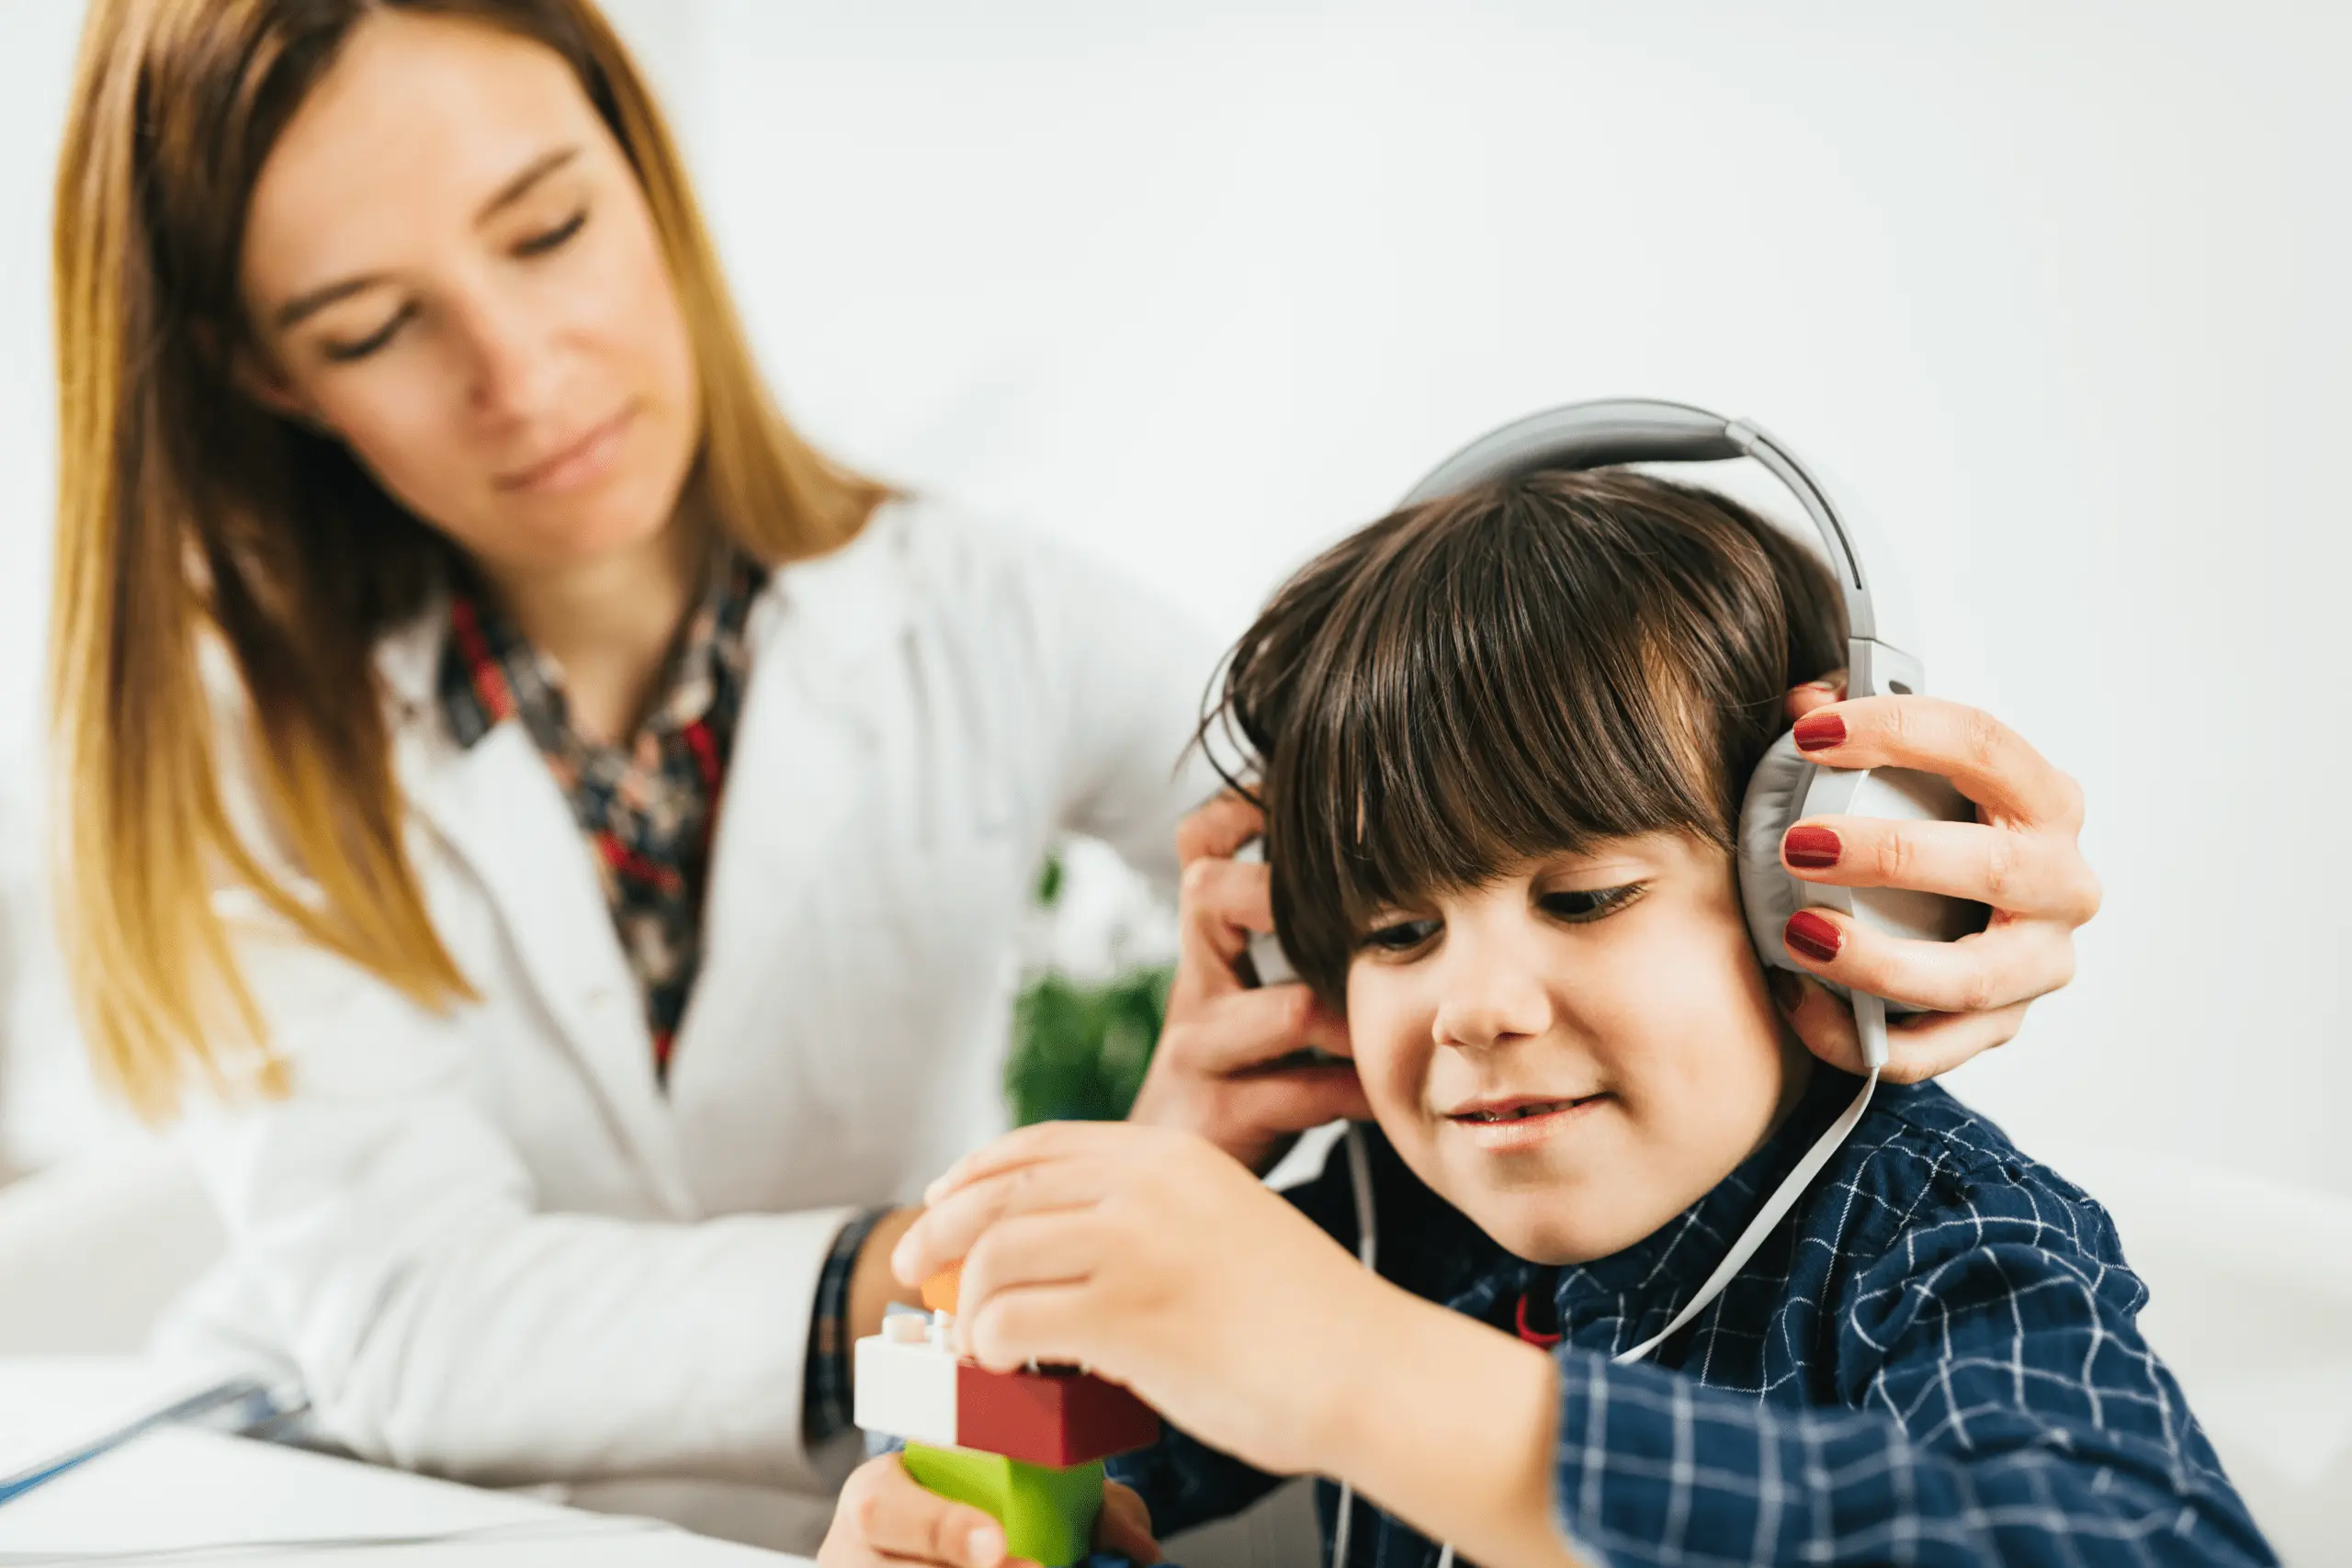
[1344, 831, 1810, 1266]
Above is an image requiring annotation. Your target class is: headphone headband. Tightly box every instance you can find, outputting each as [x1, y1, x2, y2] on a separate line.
[1397, 399, 1922, 699]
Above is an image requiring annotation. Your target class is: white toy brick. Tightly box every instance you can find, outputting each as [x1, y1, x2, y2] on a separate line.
[854, 1332, 958, 1446]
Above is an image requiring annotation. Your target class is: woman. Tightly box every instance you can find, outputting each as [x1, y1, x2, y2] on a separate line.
[48, 0, 2098, 1549]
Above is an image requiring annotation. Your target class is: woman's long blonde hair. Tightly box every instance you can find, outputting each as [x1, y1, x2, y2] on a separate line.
[51, 0, 888, 1120]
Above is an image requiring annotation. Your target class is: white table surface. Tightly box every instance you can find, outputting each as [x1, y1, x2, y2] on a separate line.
[0, 1359, 812, 1565]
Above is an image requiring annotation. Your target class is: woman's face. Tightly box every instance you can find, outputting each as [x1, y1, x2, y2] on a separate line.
[1343, 832, 1811, 1266]
[239, 11, 700, 577]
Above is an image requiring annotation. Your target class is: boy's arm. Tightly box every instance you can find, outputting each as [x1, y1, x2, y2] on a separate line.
[1103, 1135, 1377, 1537]
[1313, 1287, 1589, 1568]
[1532, 1227, 2273, 1567]
[1322, 1142, 2285, 1568]
[1364, 1159, 2275, 1568]
[1326, 1224, 2278, 1568]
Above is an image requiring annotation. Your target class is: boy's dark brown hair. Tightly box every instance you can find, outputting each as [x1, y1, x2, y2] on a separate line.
[1208, 468, 1848, 1002]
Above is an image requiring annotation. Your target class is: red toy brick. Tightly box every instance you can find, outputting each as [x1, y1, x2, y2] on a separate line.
[955, 1361, 1160, 1468]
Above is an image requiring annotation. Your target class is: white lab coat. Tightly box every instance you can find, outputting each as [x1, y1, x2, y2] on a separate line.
[160, 499, 1223, 1524]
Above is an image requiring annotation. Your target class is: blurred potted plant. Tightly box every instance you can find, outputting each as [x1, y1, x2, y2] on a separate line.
[1004, 850, 1176, 1126]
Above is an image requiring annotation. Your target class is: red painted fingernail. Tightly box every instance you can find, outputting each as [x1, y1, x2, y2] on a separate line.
[1783, 909, 1843, 963]
[1782, 825, 1841, 869]
[1793, 712, 1846, 752]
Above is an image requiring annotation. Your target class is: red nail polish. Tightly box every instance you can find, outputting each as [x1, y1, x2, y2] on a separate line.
[1784, 909, 1843, 963]
[1793, 711, 1846, 752]
[1782, 825, 1841, 869]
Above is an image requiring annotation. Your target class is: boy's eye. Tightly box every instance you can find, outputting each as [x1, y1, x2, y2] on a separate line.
[1537, 883, 1646, 924]
[515, 208, 588, 257]
[1359, 916, 1441, 954]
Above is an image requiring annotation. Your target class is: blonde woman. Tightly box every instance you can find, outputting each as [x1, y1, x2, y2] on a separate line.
[49, 0, 2098, 1547]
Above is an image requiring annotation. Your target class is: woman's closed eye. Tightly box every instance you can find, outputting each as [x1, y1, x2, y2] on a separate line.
[514, 207, 588, 258]
[321, 301, 417, 363]
[316, 209, 589, 364]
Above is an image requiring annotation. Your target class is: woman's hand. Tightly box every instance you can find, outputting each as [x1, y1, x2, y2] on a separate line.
[894, 1121, 1384, 1479]
[1773, 679, 2102, 1082]
[1125, 795, 1369, 1174]
[819, 1452, 1161, 1568]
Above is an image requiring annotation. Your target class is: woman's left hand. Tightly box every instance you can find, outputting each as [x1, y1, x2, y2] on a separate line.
[1771, 681, 2102, 1082]
[891, 1121, 1379, 1480]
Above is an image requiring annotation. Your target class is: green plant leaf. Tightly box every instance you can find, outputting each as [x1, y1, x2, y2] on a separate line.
[1005, 963, 1175, 1125]
[1033, 852, 1065, 908]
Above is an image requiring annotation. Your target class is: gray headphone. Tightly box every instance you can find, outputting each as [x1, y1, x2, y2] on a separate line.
[1249, 396, 1985, 1071]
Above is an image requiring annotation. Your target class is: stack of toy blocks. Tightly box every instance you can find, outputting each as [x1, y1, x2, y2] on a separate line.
[854, 1264, 1161, 1567]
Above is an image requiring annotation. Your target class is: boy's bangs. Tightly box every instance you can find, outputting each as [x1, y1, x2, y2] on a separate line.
[1285, 485, 1733, 936]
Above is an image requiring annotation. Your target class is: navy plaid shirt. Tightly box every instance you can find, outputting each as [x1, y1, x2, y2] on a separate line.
[1111, 1073, 2275, 1567]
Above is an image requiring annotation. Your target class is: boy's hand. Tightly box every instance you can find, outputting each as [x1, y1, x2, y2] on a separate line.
[820, 1453, 1161, 1568]
[895, 1121, 1387, 1479]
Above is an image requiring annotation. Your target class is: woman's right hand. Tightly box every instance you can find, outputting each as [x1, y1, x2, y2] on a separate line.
[1125, 795, 1370, 1175]
[819, 1453, 1160, 1568]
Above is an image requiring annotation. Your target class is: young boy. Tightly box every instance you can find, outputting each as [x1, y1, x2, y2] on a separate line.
[821, 471, 2274, 1568]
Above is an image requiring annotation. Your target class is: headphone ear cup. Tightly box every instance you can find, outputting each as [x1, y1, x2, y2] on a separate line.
[1737, 731, 1849, 999]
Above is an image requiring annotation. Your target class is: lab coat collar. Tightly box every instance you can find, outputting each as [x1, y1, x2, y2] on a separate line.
[366, 502, 922, 1216]
[741, 498, 920, 679]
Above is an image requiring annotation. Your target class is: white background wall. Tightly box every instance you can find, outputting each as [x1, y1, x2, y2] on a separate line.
[0, 0, 96, 1168]
[2, 3, 2346, 1194]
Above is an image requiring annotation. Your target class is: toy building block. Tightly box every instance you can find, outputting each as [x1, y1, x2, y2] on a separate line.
[854, 1312, 959, 1448]
[901, 1442, 1105, 1568]
[854, 1312, 1160, 1467]
[957, 1360, 1159, 1469]
[922, 1260, 963, 1314]
[856, 1268, 1165, 1568]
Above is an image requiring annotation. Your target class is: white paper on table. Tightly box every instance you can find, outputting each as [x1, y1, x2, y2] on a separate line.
[0, 1361, 803, 1564]
[0, 1358, 273, 1502]
[0, 1430, 807, 1562]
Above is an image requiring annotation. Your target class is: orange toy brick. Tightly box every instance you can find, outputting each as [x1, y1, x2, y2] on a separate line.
[922, 1263, 962, 1314]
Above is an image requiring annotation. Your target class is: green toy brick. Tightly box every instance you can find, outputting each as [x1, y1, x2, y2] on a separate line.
[901, 1441, 1104, 1568]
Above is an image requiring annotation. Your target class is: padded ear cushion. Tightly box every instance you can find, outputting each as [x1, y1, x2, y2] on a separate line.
[1737, 731, 1849, 998]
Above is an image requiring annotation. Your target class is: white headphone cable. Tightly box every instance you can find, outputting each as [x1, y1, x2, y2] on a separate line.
[1328, 1123, 1378, 1568]
[1612, 992, 1890, 1354]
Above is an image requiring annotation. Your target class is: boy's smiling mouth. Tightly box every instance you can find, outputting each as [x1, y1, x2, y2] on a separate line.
[1442, 1092, 1611, 1148]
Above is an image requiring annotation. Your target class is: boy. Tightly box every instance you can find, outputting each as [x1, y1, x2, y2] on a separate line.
[822, 470, 2273, 1567]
